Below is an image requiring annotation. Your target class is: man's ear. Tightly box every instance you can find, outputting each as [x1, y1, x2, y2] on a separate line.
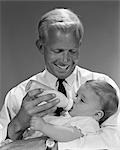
[36, 39, 44, 54]
[94, 110, 104, 121]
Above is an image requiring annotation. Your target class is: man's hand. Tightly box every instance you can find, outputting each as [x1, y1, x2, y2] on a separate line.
[8, 89, 59, 140]
[17, 89, 58, 127]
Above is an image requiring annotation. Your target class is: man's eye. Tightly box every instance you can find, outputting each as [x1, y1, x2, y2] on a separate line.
[69, 49, 77, 54]
[52, 49, 63, 53]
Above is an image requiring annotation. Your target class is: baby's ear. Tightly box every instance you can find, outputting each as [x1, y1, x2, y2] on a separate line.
[94, 110, 104, 121]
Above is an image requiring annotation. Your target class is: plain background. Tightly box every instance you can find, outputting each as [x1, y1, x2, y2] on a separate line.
[0, 1, 120, 111]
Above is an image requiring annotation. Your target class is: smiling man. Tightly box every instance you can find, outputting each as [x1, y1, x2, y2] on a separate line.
[0, 8, 120, 149]
[42, 28, 80, 79]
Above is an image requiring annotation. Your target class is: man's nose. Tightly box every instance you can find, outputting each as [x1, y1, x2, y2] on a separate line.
[62, 51, 70, 63]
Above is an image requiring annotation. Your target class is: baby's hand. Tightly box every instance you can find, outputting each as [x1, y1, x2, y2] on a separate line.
[30, 115, 45, 131]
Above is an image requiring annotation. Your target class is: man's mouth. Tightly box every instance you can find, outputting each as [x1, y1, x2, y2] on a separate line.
[55, 64, 70, 71]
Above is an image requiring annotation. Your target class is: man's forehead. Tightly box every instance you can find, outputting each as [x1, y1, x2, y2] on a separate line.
[48, 27, 74, 37]
[47, 27, 80, 45]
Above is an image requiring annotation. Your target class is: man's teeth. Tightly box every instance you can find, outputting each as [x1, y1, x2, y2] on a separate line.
[57, 65, 68, 70]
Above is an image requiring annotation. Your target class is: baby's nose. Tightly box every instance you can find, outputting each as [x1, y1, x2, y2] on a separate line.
[73, 97, 78, 103]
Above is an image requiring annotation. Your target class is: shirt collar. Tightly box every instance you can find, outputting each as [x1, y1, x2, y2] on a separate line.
[44, 69, 58, 88]
[65, 66, 78, 87]
[43, 66, 78, 88]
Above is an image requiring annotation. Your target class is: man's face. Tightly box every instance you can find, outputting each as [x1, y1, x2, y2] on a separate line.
[42, 28, 80, 79]
[69, 85, 101, 117]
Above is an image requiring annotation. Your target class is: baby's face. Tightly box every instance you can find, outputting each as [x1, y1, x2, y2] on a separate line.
[69, 84, 101, 117]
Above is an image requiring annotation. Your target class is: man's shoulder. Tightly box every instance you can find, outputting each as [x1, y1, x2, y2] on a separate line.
[76, 66, 119, 92]
[76, 65, 107, 78]
[76, 66, 92, 74]
[9, 71, 45, 94]
[4, 71, 46, 107]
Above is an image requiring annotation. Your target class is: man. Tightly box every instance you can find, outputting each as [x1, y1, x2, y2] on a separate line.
[0, 8, 120, 149]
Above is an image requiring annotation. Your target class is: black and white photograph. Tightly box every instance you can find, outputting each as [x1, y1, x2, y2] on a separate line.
[0, 0, 120, 149]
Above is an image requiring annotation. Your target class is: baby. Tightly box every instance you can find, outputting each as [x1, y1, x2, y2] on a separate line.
[29, 80, 119, 143]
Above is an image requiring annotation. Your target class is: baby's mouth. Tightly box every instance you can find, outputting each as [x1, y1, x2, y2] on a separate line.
[68, 105, 73, 113]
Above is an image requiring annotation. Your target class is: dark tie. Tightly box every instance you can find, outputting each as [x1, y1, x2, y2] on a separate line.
[54, 79, 67, 116]
[57, 79, 67, 96]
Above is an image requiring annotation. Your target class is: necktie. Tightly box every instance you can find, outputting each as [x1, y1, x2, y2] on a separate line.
[54, 79, 67, 116]
[58, 79, 67, 96]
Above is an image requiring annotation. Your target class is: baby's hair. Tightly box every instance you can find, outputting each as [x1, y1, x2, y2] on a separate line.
[85, 80, 119, 124]
[36, 8, 84, 49]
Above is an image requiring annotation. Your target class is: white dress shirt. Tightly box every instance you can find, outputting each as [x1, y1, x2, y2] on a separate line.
[0, 66, 120, 149]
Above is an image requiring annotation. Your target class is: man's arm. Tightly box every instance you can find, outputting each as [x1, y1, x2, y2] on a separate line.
[0, 136, 48, 150]
[7, 114, 27, 140]
[7, 90, 59, 141]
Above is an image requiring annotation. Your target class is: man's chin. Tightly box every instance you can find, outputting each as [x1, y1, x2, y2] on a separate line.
[57, 68, 75, 78]
[55, 73, 69, 79]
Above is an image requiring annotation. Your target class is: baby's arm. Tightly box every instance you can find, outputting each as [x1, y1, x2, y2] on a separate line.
[30, 116, 84, 142]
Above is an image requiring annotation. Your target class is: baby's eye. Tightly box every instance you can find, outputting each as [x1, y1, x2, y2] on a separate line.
[80, 98, 85, 103]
